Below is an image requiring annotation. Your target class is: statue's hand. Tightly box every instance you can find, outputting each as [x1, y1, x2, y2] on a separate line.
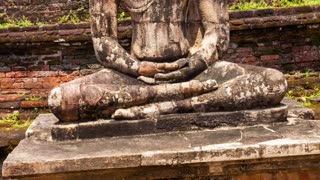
[137, 59, 188, 83]
[141, 56, 207, 84]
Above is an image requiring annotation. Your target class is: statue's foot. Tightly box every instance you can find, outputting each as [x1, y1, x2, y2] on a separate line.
[48, 84, 82, 122]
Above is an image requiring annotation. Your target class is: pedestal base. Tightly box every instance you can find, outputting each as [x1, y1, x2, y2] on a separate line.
[3, 102, 320, 179]
[29, 105, 288, 141]
[3, 118, 320, 179]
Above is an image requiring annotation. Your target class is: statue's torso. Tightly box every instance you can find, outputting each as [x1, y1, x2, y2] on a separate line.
[126, 0, 192, 62]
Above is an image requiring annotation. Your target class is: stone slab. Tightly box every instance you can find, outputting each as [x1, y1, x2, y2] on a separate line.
[282, 97, 315, 119]
[28, 105, 288, 141]
[3, 118, 320, 179]
[0, 129, 25, 148]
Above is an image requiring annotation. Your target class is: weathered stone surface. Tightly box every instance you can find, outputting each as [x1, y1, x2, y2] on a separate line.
[26, 97, 309, 142]
[3, 118, 320, 179]
[0, 128, 25, 148]
[282, 97, 315, 119]
[28, 104, 287, 141]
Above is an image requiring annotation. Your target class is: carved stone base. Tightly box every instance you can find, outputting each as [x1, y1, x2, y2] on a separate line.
[26, 105, 288, 141]
[3, 114, 320, 179]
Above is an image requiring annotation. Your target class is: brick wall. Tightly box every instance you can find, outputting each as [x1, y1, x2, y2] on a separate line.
[0, 0, 89, 23]
[0, 0, 239, 24]
[0, 6, 319, 119]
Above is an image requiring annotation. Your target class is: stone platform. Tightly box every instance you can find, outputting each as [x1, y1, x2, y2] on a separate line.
[2, 101, 320, 179]
[3, 116, 320, 179]
[28, 105, 288, 141]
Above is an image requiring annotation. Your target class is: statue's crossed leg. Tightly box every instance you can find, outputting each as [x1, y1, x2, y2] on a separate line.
[49, 61, 287, 121]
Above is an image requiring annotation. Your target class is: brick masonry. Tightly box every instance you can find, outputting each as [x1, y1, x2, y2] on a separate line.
[0, 0, 89, 23]
[0, 5, 319, 119]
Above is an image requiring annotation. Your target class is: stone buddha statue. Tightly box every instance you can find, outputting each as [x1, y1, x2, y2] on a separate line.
[48, 0, 287, 122]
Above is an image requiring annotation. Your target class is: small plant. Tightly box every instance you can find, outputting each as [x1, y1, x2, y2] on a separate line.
[1, 111, 20, 122]
[25, 96, 43, 101]
[118, 11, 126, 21]
[33, 108, 39, 113]
[15, 16, 33, 27]
[59, 10, 81, 24]
[230, 0, 270, 11]
[0, 111, 32, 129]
[286, 90, 294, 99]
[58, 7, 90, 24]
[300, 102, 313, 108]
[229, 0, 320, 11]
[304, 69, 312, 78]
[35, 18, 46, 26]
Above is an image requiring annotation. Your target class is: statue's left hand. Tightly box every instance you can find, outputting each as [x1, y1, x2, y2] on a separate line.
[138, 56, 207, 84]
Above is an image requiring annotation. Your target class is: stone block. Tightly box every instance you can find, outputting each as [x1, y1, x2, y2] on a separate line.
[45, 105, 288, 141]
[3, 116, 320, 179]
[0, 101, 20, 109]
[20, 100, 48, 108]
[0, 95, 26, 102]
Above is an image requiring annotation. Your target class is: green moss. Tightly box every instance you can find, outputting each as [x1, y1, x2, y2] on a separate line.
[58, 7, 90, 24]
[300, 101, 313, 108]
[230, 0, 270, 11]
[0, 7, 89, 29]
[230, 0, 320, 11]
[24, 96, 43, 101]
[287, 84, 320, 109]
[0, 111, 32, 130]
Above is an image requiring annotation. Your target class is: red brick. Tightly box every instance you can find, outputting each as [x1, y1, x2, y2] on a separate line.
[1, 89, 31, 95]
[11, 66, 27, 71]
[31, 89, 51, 97]
[0, 101, 20, 109]
[5, 72, 16, 78]
[41, 77, 61, 89]
[59, 29, 85, 36]
[292, 46, 311, 52]
[0, 73, 5, 78]
[0, 67, 11, 72]
[28, 65, 50, 71]
[12, 83, 24, 89]
[235, 173, 273, 180]
[1, 78, 15, 89]
[243, 56, 257, 63]
[28, 71, 60, 78]
[236, 47, 253, 53]
[23, 78, 43, 89]
[21, 100, 48, 108]
[15, 71, 30, 78]
[0, 94, 26, 102]
[8, 32, 25, 37]
[0, 33, 9, 37]
[260, 55, 280, 62]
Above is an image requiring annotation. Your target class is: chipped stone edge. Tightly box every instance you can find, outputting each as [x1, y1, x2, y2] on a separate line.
[3, 136, 320, 177]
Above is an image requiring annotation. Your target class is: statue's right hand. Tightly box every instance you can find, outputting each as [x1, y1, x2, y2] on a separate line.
[137, 59, 188, 77]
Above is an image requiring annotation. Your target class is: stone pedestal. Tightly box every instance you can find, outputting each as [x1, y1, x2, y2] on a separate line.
[2, 103, 320, 179]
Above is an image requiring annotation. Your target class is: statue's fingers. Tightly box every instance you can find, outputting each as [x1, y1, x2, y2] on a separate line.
[154, 71, 183, 81]
[175, 58, 188, 68]
[156, 63, 179, 72]
[137, 76, 156, 85]
[161, 58, 188, 71]
[155, 66, 194, 81]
